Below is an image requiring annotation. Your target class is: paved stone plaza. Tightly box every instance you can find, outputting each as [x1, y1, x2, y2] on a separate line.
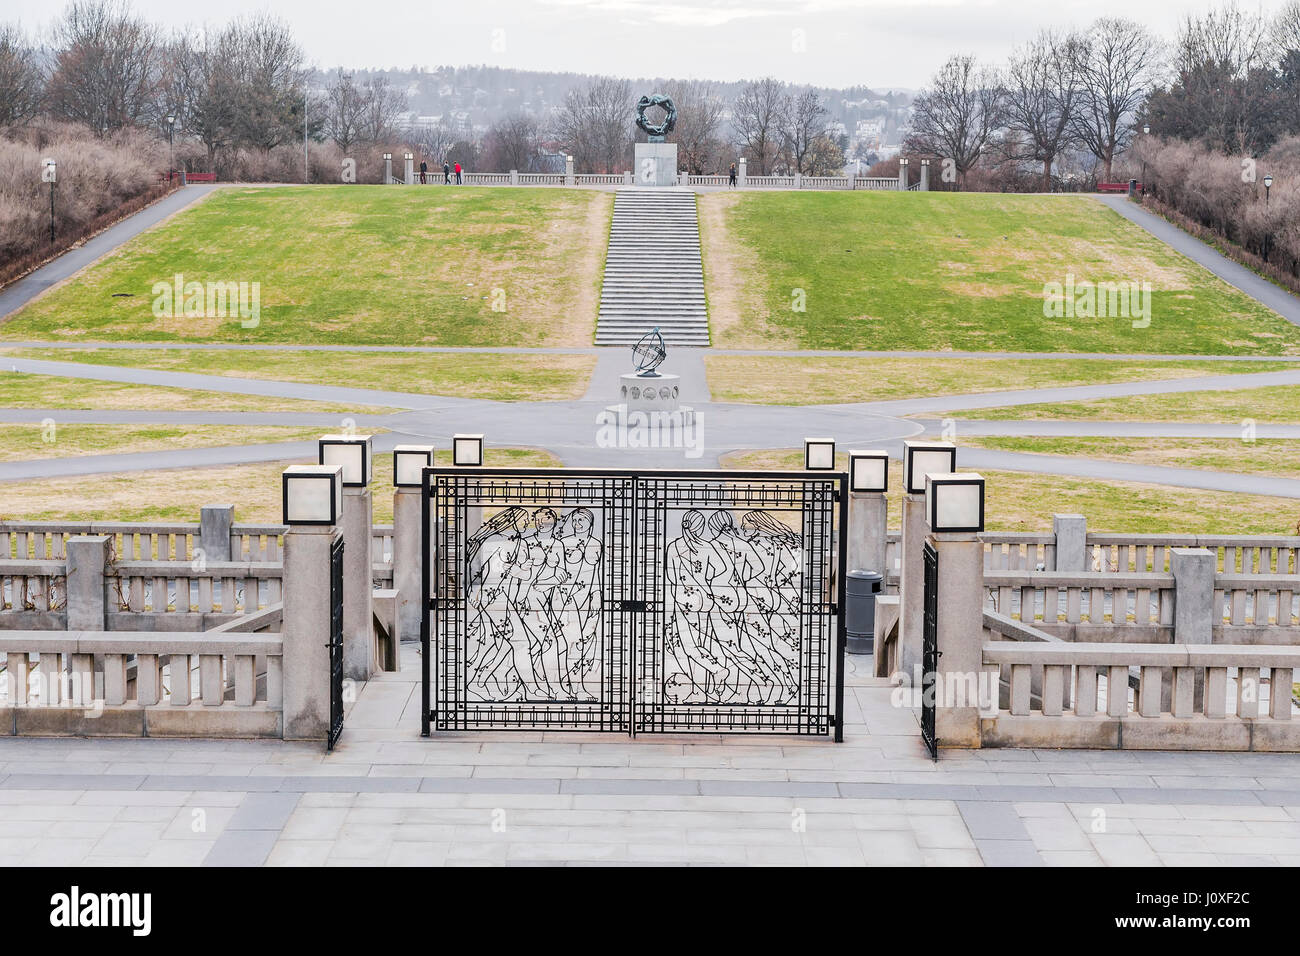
[0, 656, 1299, 866]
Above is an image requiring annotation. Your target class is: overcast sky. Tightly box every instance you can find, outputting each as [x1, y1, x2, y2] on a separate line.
[2, 0, 1294, 88]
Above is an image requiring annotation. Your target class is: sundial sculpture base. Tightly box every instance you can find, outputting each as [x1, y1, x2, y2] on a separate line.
[607, 327, 696, 434]
[633, 93, 679, 187]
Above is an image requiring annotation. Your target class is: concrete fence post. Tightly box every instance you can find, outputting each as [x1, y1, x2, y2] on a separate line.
[898, 158, 908, 191]
[794, 171, 802, 189]
[1052, 514, 1087, 573]
[65, 535, 109, 631]
[622, 170, 632, 186]
[1171, 547, 1216, 712]
[342, 486, 375, 682]
[281, 525, 339, 740]
[565, 155, 575, 187]
[737, 157, 747, 187]
[510, 169, 518, 186]
[404, 154, 414, 185]
[920, 159, 930, 191]
[383, 155, 393, 185]
[200, 504, 234, 563]
[929, 530, 986, 747]
[898, 493, 927, 679]
[392, 487, 426, 647]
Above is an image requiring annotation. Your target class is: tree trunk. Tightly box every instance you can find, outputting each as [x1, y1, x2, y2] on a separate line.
[1042, 158, 1052, 192]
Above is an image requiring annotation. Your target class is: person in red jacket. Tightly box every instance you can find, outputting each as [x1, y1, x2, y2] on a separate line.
[454, 161, 462, 185]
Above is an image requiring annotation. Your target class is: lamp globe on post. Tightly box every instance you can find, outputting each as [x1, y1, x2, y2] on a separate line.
[1264, 174, 1273, 206]
[803, 437, 836, 471]
[42, 159, 57, 243]
[452, 434, 484, 467]
[925, 473, 986, 534]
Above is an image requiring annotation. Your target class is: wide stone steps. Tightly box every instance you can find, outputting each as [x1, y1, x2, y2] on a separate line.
[596, 188, 710, 346]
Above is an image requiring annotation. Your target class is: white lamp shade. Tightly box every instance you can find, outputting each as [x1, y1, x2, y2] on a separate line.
[453, 434, 484, 467]
[804, 438, 836, 470]
[282, 465, 342, 525]
[904, 441, 956, 494]
[925, 473, 985, 533]
[849, 449, 889, 493]
[319, 434, 372, 487]
[393, 444, 434, 487]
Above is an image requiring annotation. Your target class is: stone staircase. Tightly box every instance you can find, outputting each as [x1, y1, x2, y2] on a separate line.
[594, 189, 710, 346]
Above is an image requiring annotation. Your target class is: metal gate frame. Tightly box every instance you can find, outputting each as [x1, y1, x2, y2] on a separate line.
[420, 467, 848, 741]
[327, 534, 345, 751]
[921, 540, 939, 760]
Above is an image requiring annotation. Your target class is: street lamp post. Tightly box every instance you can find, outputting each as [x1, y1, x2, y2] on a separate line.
[1263, 174, 1274, 263]
[42, 159, 56, 243]
[1264, 173, 1273, 206]
[1140, 124, 1150, 197]
[166, 115, 175, 182]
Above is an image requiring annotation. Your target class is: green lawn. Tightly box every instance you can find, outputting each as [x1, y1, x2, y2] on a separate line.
[721, 450, 1300, 534]
[0, 370, 392, 413]
[0, 186, 611, 346]
[701, 192, 1300, 354]
[956, 436, 1300, 477]
[942, 383, 1300, 423]
[3, 348, 597, 402]
[704, 355, 1293, 405]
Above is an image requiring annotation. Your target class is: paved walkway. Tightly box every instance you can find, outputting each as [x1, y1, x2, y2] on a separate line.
[1, 655, 1296, 866]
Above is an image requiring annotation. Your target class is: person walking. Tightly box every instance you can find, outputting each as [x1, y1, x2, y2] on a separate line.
[443, 160, 451, 184]
[728, 163, 737, 188]
[454, 161, 463, 185]
[419, 160, 428, 184]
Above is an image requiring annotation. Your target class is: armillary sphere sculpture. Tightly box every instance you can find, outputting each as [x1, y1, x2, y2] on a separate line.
[635, 94, 678, 140]
[632, 327, 667, 377]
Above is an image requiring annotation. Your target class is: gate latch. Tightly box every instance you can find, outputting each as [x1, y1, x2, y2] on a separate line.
[616, 599, 648, 613]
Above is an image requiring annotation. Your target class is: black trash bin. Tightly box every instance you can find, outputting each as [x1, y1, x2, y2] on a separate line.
[845, 569, 884, 655]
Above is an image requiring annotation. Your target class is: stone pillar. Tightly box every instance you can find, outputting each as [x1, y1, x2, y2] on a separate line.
[848, 490, 888, 577]
[898, 493, 927, 680]
[794, 171, 802, 189]
[392, 488, 426, 647]
[898, 158, 908, 191]
[281, 525, 339, 740]
[383, 155, 393, 185]
[65, 535, 109, 631]
[199, 504, 234, 563]
[510, 169, 518, 186]
[404, 154, 414, 185]
[1172, 548, 1215, 644]
[920, 159, 930, 191]
[565, 155, 575, 187]
[622, 170, 632, 186]
[737, 157, 747, 187]
[341, 486, 375, 682]
[929, 531, 986, 747]
[1052, 514, 1087, 573]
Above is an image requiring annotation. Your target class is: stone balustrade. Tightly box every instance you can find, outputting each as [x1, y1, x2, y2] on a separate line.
[0, 629, 283, 737]
[980, 640, 1300, 751]
[984, 569, 1176, 641]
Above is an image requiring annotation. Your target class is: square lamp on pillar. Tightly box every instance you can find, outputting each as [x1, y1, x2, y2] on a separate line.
[804, 437, 836, 470]
[319, 434, 372, 487]
[925, 473, 986, 533]
[848, 449, 889, 493]
[393, 444, 435, 487]
[903, 440, 956, 494]
[453, 434, 484, 467]
[282, 465, 342, 525]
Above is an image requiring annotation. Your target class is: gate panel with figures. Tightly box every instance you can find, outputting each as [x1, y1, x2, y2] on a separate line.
[422, 468, 847, 740]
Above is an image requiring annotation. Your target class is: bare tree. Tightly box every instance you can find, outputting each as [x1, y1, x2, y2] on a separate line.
[166, 26, 240, 167]
[781, 89, 830, 174]
[0, 24, 44, 129]
[1074, 19, 1160, 181]
[324, 70, 365, 152]
[357, 74, 407, 144]
[414, 120, 456, 164]
[905, 55, 1004, 189]
[1004, 29, 1087, 190]
[552, 77, 632, 172]
[482, 112, 540, 171]
[227, 13, 308, 151]
[663, 79, 726, 173]
[46, 0, 164, 133]
[733, 77, 788, 175]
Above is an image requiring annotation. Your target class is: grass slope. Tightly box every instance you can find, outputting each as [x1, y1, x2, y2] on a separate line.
[703, 192, 1300, 354]
[0, 186, 611, 346]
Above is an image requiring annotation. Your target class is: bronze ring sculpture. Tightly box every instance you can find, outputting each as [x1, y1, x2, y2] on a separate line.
[635, 94, 678, 138]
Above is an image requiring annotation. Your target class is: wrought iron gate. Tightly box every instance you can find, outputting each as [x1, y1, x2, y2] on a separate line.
[921, 540, 939, 760]
[327, 535, 345, 751]
[421, 468, 847, 739]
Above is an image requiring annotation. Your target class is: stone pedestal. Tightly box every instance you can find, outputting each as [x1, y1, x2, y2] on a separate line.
[199, 504, 234, 562]
[392, 489, 426, 646]
[282, 526, 339, 740]
[66, 536, 109, 631]
[342, 486, 375, 682]
[848, 491, 887, 578]
[604, 372, 696, 444]
[929, 532, 986, 748]
[634, 142, 678, 187]
[898, 493, 927, 681]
